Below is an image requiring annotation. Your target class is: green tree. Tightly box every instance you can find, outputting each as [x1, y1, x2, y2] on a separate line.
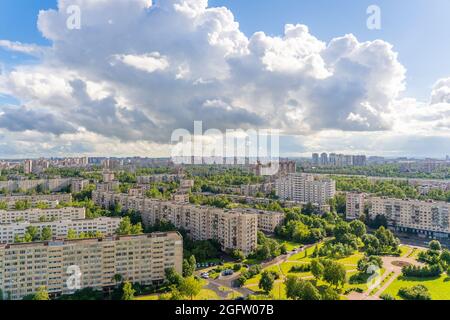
[0, 201, 7, 210]
[117, 217, 132, 235]
[429, 240, 441, 251]
[131, 222, 143, 235]
[26, 226, 40, 241]
[259, 271, 275, 294]
[349, 220, 366, 238]
[121, 281, 135, 300]
[165, 268, 183, 287]
[323, 261, 346, 288]
[310, 259, 324, 280]
[179, 276, 202, 300]
[67, 229, 77, 240]
[41, 226, 53, 241]
[33, 286, 50, 300]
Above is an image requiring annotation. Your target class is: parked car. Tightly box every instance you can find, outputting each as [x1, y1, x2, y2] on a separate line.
[222, 269, 234, 276]
[201, 273, 209, 279]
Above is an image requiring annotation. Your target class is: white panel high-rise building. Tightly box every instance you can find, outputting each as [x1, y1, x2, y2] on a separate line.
[275, 173, 336, 205]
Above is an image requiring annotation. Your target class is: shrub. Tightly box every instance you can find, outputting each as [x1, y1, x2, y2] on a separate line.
[402, 264, 442, 278]
[233, 264, 242, 272]
[289, 264, 311, 273]
[398, 285, 431, 300]
[380, 293, 395, 300]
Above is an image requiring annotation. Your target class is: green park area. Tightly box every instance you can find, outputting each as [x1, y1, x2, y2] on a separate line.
[382, 274, 450, 300]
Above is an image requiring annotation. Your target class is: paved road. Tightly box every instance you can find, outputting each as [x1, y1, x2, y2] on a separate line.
[347, 246, 423, 300]
[201, 242, 318, 299]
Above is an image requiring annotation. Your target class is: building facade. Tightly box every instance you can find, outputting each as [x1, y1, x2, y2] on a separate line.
[0, 232, 183, 300]
[369, 197, 450, 239]
[275, 173, 336, 205]
[93, 191, 259, 254]
[0, 207, 86, 224]
[346, 193, 365, 220]
[0, 217, 121, 243]
[0, 194, 72, 209]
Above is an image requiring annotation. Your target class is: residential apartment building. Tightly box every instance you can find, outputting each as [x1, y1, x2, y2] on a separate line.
[92, 191, 258, 254]
[0, 232, 182, 300]
[0, 194, 72, 209]
[313, 153, 367, 167]
[71, 179, 90, 193]
[0, 207, 86, 224]
[368, 197, 450, 239]
[251, 209, 284, 233]
[275, 173, 336, 205]
[346, 193, 365, 220]
[136, 174, 183, 184]
[0, 217, 121, 243]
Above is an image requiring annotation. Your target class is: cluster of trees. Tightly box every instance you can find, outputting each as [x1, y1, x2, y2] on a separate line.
[23, 286, 50, 300]
[406, 240, 450, 277]
[145, 182, 179, 200]
[334, 176, 450, 202]
[247, 232, 287, 261]
[162, 268, 202, 300]
[402, 264, 443, 278]
[361, 226, 400, 256]
[284, 276, 340, 300]
[236, 265, 263, 287]
[349, 256, 383, 284]
[189, 194, 233, 209]
[311, 220, 366, 260]
[182, 256, 197, 277]
[289, 264, 311, 273]
[398, 285, 431, 300]
[275, 208, 338, 244]
[67, 229, 103, 240]
[14, 226, 52, 243]
[258, 270, 280, 294]
[116, 217, 143, 235]
[304, 164, 450, 180]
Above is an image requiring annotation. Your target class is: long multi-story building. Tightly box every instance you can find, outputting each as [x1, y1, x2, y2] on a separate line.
[275, 173, 336, 205]
[0, 178, 72, 193]
[93, 191, 259, 254]
[0, 194, 72, 210]
[0, 207, 85, 224]
[368, 197, 450, 239]
[0, 217, 121, 243]
[0, 232, 183, 300]
[346, 193, 365, 220]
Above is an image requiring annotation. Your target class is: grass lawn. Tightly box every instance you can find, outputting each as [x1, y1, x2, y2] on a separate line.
[336, 252, 363, 266]
[135, 280, 221, 301]
[288, 243, 323, 262]
[246, 281, 287, 300]
[273, 239, 302, 251]
[399, 245, 412, 257]
[382, 274, 450, 300]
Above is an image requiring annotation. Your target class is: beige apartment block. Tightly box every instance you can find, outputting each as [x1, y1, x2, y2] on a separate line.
[369, 197, 450, 239]
[0, 178, 72, 193]
[0, 193, 72, 210]
[71, 179, 90, 193]
[0, 207, 86, 224]
[346, 192, 365, 220]
[93, 191, 259, 254]
[0, 232, 183, 300]
[0, 217, 121, 243]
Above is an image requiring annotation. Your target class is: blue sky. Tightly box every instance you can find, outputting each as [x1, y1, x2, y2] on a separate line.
[0, 0, 449, 158]
[2, 0, 450, 100]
